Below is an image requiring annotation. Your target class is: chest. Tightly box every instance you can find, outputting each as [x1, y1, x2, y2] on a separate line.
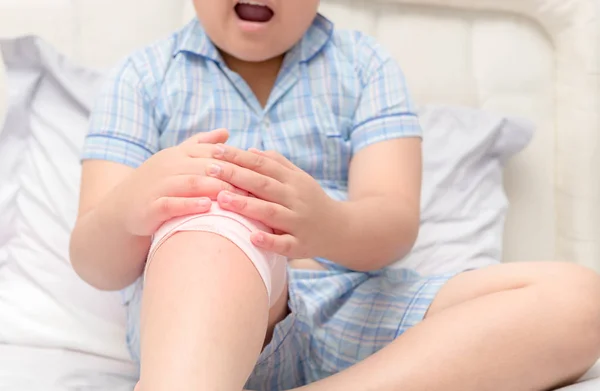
[155, 59, 361, 183]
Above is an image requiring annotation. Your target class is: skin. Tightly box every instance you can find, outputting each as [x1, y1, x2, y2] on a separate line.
[71, 0, 600, 390]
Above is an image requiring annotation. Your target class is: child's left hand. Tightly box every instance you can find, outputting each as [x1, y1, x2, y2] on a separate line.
[208, 144, 341, 258]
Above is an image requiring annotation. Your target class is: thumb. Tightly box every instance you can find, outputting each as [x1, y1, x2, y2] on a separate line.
[185, 128, 230, 145]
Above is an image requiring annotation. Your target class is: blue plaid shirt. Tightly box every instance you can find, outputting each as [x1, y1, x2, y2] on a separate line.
[82, 14, 421, 201]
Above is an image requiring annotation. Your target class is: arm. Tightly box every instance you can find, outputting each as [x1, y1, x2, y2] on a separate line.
[325, 137, 421, 271]
[69, 59, 159, 291]
[70, 160, 150, 291]
[325, 40, 423, 271]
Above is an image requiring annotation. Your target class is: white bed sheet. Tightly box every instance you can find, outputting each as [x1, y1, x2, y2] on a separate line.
[0, 345, 597, 391]
[0, 345, 137, 391]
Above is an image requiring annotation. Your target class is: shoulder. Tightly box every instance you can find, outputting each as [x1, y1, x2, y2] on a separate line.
[104, 20, 197, 99]
[325, 29, 400, 85]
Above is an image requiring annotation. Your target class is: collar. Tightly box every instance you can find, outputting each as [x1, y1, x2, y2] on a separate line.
[296, 13, 334, 63]
[173, 19, 221, 62]
[173, 13, 334, 64]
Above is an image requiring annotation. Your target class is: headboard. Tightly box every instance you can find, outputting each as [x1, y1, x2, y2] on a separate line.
[0, 0, 598, 271]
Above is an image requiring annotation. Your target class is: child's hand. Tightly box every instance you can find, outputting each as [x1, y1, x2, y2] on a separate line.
[111, 129, 246, 237]
[209, 145, 340, 259]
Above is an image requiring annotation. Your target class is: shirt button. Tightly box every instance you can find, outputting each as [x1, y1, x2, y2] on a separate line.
[263, 118, 270, 129]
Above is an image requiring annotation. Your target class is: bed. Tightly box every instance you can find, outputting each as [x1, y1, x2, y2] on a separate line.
[0, 0, 599, 389]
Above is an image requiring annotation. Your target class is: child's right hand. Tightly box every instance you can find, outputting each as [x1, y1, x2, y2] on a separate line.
[110, 129, 244, 237]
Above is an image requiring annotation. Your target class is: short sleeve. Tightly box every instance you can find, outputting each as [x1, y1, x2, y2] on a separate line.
[81, 59, 160, 168]
[350, 39, 421, 154]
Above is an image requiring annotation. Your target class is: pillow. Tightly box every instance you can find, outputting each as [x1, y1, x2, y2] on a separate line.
[0, 36, 532, 360]
[398, 105, 534, 275]
[0, 36, 130, 361]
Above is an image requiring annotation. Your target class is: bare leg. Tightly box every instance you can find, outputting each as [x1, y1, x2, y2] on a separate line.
[294, 262, 600, 391]
[137, 232, 269, 391]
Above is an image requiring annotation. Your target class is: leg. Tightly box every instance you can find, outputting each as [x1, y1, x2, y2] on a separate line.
[138, 231, 269, 391]
[294, 262, 600, 391]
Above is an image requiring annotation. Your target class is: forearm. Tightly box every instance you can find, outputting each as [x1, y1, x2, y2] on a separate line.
[322, 197, 419, 272]
[69, 197, 150, 291]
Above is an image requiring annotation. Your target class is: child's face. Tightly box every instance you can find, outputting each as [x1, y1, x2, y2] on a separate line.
[193, 0, 320, 62]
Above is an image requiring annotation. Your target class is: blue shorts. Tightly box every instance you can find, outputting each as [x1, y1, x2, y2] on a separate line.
[124, 265, 457, 390]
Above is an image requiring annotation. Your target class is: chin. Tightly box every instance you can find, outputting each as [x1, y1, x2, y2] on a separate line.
[225, 45, 285, 63]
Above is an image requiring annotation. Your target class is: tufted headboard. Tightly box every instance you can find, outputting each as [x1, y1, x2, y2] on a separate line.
[0, 0, 598, 271]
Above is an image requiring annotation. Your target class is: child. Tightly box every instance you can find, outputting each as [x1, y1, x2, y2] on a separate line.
[70, 1, 600, 390]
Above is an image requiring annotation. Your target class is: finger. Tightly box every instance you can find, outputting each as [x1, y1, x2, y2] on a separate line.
[206, 161, 290, 205]
[217, 191, 295, 232]
[213, 144, 290, 182]
[182, 128, 229, 146]
[150, 196, 212, 223]
[249, 148, 300, 172]
[250, 232, 300, 258]
[182, 143, 216, 158]
[160, 175, 248, 199]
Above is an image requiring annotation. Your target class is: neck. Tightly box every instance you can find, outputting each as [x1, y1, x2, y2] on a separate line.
[222, 52, 284, 80]
[221, 52, 284, 107]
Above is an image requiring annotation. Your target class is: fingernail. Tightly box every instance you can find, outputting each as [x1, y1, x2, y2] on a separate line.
[213, 144, 226, 158]
[255, 233, 264, 243]
[197, 198, 211, 207]
[220, 192, 233, 204]
[207, 164, 222, 176]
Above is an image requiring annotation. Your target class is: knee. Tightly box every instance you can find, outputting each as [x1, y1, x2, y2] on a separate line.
[537, 262, 600, 302]
[536, 263, 600, 356]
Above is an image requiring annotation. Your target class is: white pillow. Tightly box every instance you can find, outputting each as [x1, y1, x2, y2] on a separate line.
[0, 36, 532, 359]
[399, 106, 534, 275]
[0, 36, 129, 361]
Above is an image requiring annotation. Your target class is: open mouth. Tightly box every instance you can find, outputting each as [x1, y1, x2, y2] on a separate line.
[235, 1, 274, 23]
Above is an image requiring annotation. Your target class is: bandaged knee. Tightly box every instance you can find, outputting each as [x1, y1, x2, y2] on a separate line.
[146, 202, 287, 306]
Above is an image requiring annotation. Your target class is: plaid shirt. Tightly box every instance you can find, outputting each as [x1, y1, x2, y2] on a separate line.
[82, 14, 421, 201]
